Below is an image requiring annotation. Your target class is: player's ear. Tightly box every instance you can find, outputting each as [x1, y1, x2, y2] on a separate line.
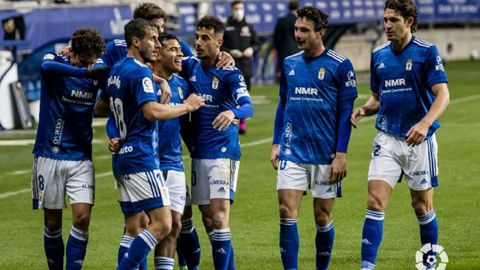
[131, 36, 141, 48]
[405, 16, 414, 30]
[216, 37, 224, 48]
[318, 28, 326, 39]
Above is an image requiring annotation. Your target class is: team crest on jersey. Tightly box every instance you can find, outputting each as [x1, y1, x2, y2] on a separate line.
[406, 59, 412, 71]
[212, 76, 219, 89]
[178, 86, 184, 99]
[318, 68, 325, 80]
[142, 77, 154, 93]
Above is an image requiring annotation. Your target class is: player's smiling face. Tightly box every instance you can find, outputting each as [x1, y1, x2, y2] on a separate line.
[194, 27, 222, 61]
[294, 17, 324, 54]
[384, 8, 413, 43]
[158, 39, 183, 73]
[138, 27, 161, 63]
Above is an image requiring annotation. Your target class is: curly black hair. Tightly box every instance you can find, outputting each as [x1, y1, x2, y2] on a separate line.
[70, 28, 104, 61]
[385, 0, 418, 33]
[158, 32, 179, 46]
[297, 6, 329, 32]
[196, 16, 225, 35]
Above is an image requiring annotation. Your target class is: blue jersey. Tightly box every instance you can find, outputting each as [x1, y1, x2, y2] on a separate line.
[371, 36, 448, 137]
[102, 39, 194, 67]
[102, 57, 159, 176]
[156, 74, 191, 171]
[182, 56, 250, 160]
[33, 53, 102, 161]
[274, 50, 358, 165]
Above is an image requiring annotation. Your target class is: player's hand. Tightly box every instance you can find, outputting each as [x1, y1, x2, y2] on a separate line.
[108, 137, 122, 153]
[406, 119, 430, 147]
[184, 94, 204, 112]
[243, 47, 254, 57]
[158, 77, 171, 104]
[86, 66, 110, 80]
[216, 51, 236, 69]
[230, 49, 243, 58]
[212, 110, 235, 131]
[330, 152, 347, 183]
[350, 107, 366, 128]
[270, 144, 280, 170]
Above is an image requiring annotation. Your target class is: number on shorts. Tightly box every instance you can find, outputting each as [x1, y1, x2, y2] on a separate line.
[279, 160, 287, 170]
[110, 97, 127, 138]
[38, 175, 44, 190]
[373, 145, 381, 157]
[191, 171, 197, 186]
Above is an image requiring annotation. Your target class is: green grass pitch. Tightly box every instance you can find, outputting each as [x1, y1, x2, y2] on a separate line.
[0, 60, 479, 269]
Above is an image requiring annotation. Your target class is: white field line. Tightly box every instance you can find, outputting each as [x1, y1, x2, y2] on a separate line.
[0, 139, 107, 147]
[1, 94, 479, 200]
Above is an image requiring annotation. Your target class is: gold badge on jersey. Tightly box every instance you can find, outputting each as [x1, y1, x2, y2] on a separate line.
[212, 76, 219, 89]
[178, 86, 184, 100]
[406, 59, 412, 71]
[318, 67, 325, 80]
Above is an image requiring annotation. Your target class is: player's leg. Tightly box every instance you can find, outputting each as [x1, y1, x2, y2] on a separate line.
[65, 159, 95, 270]
[33, 156, 65, 270]
[154, 170, 186, 270]
[178, 199, 201, 269]
[277, 160, 308, 270]
[311, 164, 338, 270]
[361, 132, 401, 270]
[406, 136, 439, 269]
[117, 170, 172, 270]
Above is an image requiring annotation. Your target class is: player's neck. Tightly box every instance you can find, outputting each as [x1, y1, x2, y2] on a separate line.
[391, 32, 412, 52]
[201, 54, 218, 68]
[155, 67, 173, 81]
[304, 44, 325, 58]
[127, 50, 145, 64]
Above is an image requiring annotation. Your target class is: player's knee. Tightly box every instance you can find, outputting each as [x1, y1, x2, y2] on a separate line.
[411, 197, 432, 215]
[170, 219, 182, 238]
[278, 204, 296, 218]
[150, 219, 172, 240]
[72, 212, 91, 231]
[211, 211, 227, 229]
[45, 219, 62, 231]
[367, 194, 386, 212]
[314, 208, 332, 226]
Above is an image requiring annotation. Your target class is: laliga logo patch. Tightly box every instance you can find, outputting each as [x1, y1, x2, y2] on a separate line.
[345, 70, 356, 87]
[212, 76, 219, 90]
[415, 243, 448, 270]
[142, 77, 154, 93]
[318, 67, 325, 80]
[406, 59, 413, 71]
[178, 86, 184, 100]
[435, 56, 445, 71]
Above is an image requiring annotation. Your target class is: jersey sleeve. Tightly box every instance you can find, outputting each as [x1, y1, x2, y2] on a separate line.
[101, 39, 127, 67]
[370, 53, 380, 93]
[134, 68, 158, 106]
[337, 59, 358, 101]
[180, 56, 196, 80]
[179, 39, 194, 57]
[425, 45, 448, 87]
[40, 52, 88, 77]
[227, 69, 253, 119]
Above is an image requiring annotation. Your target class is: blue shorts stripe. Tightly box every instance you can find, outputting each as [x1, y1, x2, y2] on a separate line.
[145, 171, 158, 197]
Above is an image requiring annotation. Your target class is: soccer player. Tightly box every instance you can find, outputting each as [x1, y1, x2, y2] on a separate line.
[270, 6, 358, 270]
[150, 33, 195, 270]
[94, 19, 204, 270]
[182, 16, 254, 270]
[31, 28, 107, 270]
[350, 1, 450, 269]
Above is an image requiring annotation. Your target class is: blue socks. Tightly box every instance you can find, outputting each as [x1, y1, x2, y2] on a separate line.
[154, 256, 174, 270]
[118, 235, 147, 270]
[44, 227, 64, 270]
[66, 226, 88, 270]
[178, 218, 200, 270]
[361, 210, 385, 270]
[316, 221, 334, 270]
[210, 228, 232, 270]
[279, 218, 299, 270]
[418, 210, 438, 269]
[117, 230, 158, 270]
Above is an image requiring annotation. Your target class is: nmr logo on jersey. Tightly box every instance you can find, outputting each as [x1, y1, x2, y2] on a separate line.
[71, 90, 94, 100]
[199, 93, 213, 103]
[295, 87, 318, 95]
[384, 78, 406, 87]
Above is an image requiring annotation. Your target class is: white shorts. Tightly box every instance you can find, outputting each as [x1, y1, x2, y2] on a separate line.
[368, 132, 439, 190]
[161, 170, 186, 214]
[277, 160, 339, 199]
[115, 169, 170, 214]
[191, 159, 239, 205]
[31, 156, 95, 209]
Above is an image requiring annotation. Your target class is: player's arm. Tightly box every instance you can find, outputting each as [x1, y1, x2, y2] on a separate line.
[331, 60, 358, 183]
[406, 83, 449, 146]
[105, 116, 122, 153]
[350, 93, 380, 129]
[152, 75, 171, 104]
[41, 53, 109, 79]
[142, 93, 204, 121]
[271, 67, 287, 170]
